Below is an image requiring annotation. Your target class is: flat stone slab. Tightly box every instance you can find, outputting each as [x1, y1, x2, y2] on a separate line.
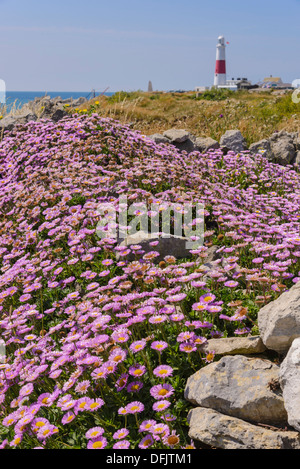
[201, 336, 266, 356]
[188, 407, 300, 449]
[117, 230, 193, 262]
[163, 129, 190, 143]
[184, 355, 287, 425]
[258, 282, 300, 354]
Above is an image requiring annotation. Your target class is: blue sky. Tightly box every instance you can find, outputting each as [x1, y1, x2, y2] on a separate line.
[0, 0, 299, 91]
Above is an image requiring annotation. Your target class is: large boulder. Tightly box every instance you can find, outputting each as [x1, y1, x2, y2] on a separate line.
[188, 407, 300, 450]
[258, 282, 300, 354]
[249, 139, 273, 160]
[279, 338, 300, 431]
[194, 137, 220, 153]
[249, 131, 299, 166]
[220, 130, 247, 153]
[163, 128, 191, 143]
[162, 128, 197, 154]
[184, 355, 287, 425]
[269, 131, 296, 165]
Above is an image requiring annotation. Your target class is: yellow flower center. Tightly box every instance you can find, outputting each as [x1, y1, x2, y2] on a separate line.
[92, 441, 104, 449]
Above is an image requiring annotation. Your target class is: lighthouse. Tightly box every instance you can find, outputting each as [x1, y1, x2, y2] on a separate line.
[214, 36, 227, 87]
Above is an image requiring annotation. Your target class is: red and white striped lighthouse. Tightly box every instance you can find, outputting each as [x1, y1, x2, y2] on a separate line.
[214, 36, 227, 87]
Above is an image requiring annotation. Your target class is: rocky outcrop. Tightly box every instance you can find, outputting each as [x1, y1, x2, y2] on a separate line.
[188, 407, 300, 449]
[0, 112, 37, 132]
[185, 355, 287, 425]
[149, 127, 300, 167]
[0, 95, 88, 132]
[149, 130, 219, 154]
[185, 281, 300, 449]
[249, 130, 299, 165]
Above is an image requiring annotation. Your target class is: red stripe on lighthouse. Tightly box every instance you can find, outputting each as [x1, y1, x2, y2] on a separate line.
[215, 60, 226, 74]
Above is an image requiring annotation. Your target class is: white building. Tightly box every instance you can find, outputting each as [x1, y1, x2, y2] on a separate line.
[0, 79, 6, 104]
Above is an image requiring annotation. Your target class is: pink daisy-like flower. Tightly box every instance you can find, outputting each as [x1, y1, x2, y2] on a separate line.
[113, 428, 130, 440]
[86, 282, 99, 291]
[170, 312, 185, 322]
[37, 424, 59, 441]
[115, 373, 129, 391]
[224, 281, 239, 288]
[102, 259, 114, 266]
[192, 302, 207, 312]
[179, 342, 197, 353]
[75, 397, 93, 413]
[149, 315, 168, 324]
[118, 406, 128, 416]
[75, 380, 90, 395]
[19, 383, 34, 397]
[167, 293, 187, 302]
[125, 401, 145, 414]
[67, 291, 80, 300]
[150, 384, 174, 400]
[199, 293, 216, 304]
[129, 339, 147, 354]
[127, 381, 143, 393]
[152, 422, 170, 435]
[128, 364, 146, 378]
[151, 340, 168, 353]
[113, 440, 131, 449]
[61, 411, 76, 425]
[10, 434, 23, 447]
[87, 436, 108, 449]
[88, 398, 105, 412]
[138, 434, 154, 449]
[177, 331, 195, 343]
[85, 427, 105, 440]
[24, 334, 37, 341]
[109, 347, 127, 363]
[91, 367, 108, 380]
[31, 417, 50, 434]
[139, 419, 157, 433]
[153, 365, 173, 378]
[19, 294, 32, 303]
[152, 400, 171, 412]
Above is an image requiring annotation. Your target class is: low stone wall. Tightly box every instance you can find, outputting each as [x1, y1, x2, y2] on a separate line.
[184, 281, 300, 449]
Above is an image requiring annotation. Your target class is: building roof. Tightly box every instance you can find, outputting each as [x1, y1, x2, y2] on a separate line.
[263, 77, 282, 83]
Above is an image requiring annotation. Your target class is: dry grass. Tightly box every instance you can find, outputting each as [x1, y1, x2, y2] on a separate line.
[74, 90, 300, 146]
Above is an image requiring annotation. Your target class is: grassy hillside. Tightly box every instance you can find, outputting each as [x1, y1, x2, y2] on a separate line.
[76, 89, 300, 146]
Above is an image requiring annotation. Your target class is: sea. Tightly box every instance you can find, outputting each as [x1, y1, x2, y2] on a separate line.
[3, 91, 115, 112]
